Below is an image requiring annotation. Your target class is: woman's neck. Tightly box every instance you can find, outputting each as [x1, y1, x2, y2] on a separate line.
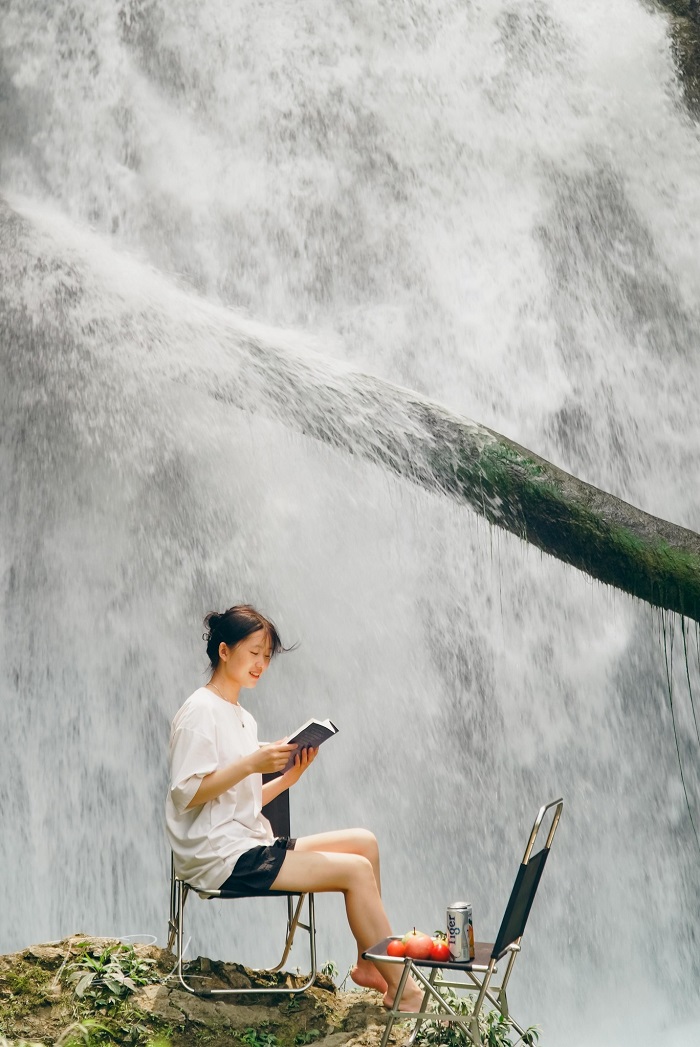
[207, 674, 241, 705]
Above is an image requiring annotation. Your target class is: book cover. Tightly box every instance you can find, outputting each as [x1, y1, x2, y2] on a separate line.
[282, 718, 338, 772]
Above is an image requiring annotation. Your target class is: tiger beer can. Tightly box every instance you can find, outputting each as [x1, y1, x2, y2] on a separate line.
[446, 902, 475, 962]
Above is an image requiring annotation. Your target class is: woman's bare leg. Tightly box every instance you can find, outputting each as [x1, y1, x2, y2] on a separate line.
[270, 849, 423, 1011]
[295, 830, 384, 990]
[296, 829, 381, 892]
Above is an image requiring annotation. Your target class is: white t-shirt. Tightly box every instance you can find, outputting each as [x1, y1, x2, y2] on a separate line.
[165, 687, 274, 892]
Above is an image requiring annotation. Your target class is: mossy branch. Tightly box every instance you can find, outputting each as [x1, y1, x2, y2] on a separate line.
[223, 348, 700, 623]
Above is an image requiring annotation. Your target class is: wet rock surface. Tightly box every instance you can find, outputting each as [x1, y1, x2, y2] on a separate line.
[654, 0, 700, 115]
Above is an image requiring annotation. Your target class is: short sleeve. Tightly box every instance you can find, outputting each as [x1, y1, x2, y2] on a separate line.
[169, 726, 218, 814]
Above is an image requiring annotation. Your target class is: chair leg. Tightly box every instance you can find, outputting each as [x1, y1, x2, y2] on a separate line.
[176, 880, 196, 995]
[379, 960, 414, 1047]
[167, 855, 178, 952]
[264, 894, 310, 973]
[308, 893, 317, 975]
[175, 891, 317, 997]
[494, 945, 519, 1020]
[405, 967, 438, 1047]
[387, 965, 479, 1047]
[468, 1012, 482, 1047]
[468, 964, 528, 1042]
[414, 966, 476, 1042]
[468, 959, 500, 1047]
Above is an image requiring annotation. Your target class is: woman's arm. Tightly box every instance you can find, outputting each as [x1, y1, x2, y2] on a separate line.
[186, 740, 297, 809]
[261, 747, 318, 806]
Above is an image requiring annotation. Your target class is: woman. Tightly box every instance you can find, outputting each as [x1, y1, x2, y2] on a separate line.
[166, 604, 422, 1011]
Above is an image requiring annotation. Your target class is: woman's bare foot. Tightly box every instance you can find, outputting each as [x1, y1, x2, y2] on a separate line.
[383, 982, 425, 1012]
[350, 958, 389, 994]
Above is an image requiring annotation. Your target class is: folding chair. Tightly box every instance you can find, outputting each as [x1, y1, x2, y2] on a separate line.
[166, 773, 317, 996]
[364, 798, 563, 1047]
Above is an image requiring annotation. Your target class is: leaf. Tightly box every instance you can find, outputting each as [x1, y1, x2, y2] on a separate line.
[104, 966, 128, 984]
[74, 972, 96, 998]
[103, 976, 128, 996]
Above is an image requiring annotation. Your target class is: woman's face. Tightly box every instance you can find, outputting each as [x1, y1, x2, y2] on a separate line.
[220, 628, 272, 689]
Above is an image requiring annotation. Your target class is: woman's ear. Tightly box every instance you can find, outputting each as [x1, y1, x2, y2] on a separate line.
[219, 640, 229, 663]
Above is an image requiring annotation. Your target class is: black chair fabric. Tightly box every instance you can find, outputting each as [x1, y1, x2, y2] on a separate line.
[492, 847, 549, 959]
[261, 772, 291, 836]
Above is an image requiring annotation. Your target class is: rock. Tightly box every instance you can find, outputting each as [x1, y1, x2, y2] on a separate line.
[316, 1033, 369, 1047]
[0, 935, 391, 1047]
[344, 1026, 391, 1047]
[655, 1, 700, 116]
[167, 988, 273, 1031]
[20, 947, 64, 969]
[338, 991, 386, 1031]
[132, 982, 185, 1024]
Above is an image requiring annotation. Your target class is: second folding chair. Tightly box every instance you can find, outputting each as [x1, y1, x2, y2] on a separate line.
[363, 797, 563, 1047]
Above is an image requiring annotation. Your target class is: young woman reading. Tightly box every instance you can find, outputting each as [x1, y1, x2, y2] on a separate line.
[165, 604, 422, 1010]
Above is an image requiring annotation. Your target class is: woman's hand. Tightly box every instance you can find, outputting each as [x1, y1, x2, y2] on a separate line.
[259, 746, 319, 807]
[250, 740, 298, 774]
[281, 746, 319, 786]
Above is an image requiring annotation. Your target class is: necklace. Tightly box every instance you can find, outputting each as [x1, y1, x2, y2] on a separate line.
[208, 682, 245, 726]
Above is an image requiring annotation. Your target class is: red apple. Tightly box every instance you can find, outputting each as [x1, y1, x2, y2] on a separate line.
[386, 938, 406, 957]
[429, 937, 451, 963]
[402, 928, 433, 960]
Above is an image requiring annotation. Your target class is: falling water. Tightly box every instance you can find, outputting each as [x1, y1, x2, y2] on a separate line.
[1, 1, 700, 1044]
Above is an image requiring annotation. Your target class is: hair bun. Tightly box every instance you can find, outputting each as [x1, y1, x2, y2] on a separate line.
[203, 610, 224, 641]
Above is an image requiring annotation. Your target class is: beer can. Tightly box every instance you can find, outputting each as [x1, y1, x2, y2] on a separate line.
[446, 902, 475, 962]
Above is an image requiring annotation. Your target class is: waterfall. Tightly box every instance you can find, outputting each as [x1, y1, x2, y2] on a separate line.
[1, 1, 700, 1044]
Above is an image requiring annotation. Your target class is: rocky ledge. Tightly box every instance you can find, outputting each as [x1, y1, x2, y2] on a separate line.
[0, 936, 392, 1047]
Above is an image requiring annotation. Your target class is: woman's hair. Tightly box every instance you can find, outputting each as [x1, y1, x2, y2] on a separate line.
[203, 605, 289, 670]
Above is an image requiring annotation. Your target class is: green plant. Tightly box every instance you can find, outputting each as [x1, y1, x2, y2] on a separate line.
[240, 1029, 280, 1047]
[63, 943, 159, 1013]
[413, 980, 540, 1047]
[294, 1031, 321, 1046]
[56, 1018, 114, 1046]
[320, 960, 339, 979]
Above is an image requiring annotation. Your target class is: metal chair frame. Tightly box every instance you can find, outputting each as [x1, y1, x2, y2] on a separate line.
[166, 775, 317, 997]
[363, 798, 563, 1047]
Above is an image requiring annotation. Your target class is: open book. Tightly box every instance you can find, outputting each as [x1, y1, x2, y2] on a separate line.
[282, 717, 339, 773]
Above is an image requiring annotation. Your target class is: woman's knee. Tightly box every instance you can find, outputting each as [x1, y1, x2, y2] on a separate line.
[346, 853, 376, 885]
[351, 828, 379, 860]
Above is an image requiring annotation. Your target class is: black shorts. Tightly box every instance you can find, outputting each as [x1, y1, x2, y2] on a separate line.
[218, 837, 296, 895]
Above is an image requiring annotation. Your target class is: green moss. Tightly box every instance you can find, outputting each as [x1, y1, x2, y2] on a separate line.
[0, 961, 53, 1026]
[4, 968, 51, 997]
[481, 444, 546, 479]
[426, 435, 700, 619]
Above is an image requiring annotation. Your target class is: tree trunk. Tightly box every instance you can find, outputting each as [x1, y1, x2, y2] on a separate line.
[228, 351, 700, 623]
